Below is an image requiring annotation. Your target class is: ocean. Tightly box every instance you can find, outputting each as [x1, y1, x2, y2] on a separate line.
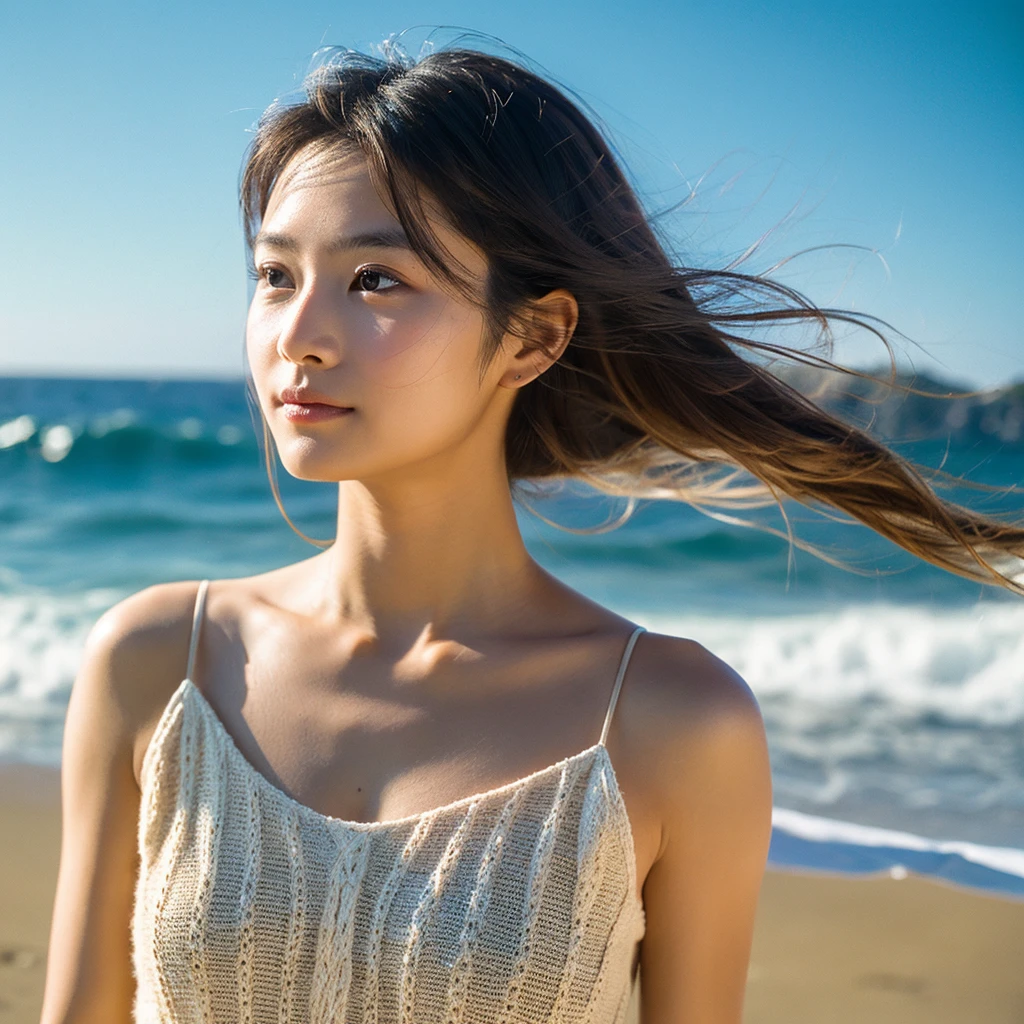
[1, 375, 1022, 897]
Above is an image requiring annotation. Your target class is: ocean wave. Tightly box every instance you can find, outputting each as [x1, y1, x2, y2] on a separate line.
[770, 807, 1024, 898]
[633, 603, 1024, 725]
[0, 586, 121, 764]
[0, 414, 258, 467]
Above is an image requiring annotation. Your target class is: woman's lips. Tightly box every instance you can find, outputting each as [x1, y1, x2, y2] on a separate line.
[280, 402, 354, 423]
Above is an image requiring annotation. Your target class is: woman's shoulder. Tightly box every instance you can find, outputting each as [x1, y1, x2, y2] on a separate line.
[88, 567, 296, 675]
[82, 579, 214, 787]
[615, 630, 769, 818]
[625, 630, 762, 734]
[88, 578, 206, 675]
[87, 571, 305, 783]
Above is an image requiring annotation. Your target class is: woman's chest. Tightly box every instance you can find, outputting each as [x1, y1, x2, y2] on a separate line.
[132, 687, 646, 1023]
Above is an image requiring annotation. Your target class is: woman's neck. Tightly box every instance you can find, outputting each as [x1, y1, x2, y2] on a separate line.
[318, 460, 539, 650]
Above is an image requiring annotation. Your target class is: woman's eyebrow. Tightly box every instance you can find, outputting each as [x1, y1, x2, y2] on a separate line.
[253, 228, 414, 254]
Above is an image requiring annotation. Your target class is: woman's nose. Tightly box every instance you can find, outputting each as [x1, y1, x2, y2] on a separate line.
[275, 280, 345, 367]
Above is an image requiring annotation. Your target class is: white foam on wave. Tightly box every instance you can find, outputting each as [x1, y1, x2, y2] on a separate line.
[772, 806, 1024, 881]
[0, 584, 124, 762]
[633, 602, 1024, 725]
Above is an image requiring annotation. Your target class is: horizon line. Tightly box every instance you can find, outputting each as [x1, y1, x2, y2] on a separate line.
[1, 365, 1020, 393]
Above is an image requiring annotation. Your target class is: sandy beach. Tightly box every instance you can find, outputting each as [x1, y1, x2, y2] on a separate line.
[2, 762, 1021, 1024]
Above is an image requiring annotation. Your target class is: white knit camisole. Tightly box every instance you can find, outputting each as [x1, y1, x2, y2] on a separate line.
[131, 579, 647, 1023]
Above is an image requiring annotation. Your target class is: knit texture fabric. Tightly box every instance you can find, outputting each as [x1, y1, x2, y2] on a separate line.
[130, 592, 646, 1023]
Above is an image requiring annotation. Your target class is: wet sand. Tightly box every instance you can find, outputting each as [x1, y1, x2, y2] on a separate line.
[2, 762, 1022, 1023]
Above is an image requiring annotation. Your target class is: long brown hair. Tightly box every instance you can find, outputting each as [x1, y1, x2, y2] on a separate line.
[240, 45, 1024, 594]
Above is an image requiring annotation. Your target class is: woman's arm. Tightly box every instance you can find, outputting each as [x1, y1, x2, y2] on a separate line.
[39, 584, 194, 1024]
[637, 645, 774, 1024]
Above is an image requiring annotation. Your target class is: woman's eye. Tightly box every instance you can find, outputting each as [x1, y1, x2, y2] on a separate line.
[250, 264, 292, 289]
[264, 267, 291, 289]
[353, 268, 401, 293]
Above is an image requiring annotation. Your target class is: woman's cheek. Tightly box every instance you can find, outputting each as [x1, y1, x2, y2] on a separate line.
[357, 300, 484, 391]
[244, 321, 280, 413]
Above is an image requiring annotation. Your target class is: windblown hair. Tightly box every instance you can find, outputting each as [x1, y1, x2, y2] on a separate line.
[240, 44, 1024, 593]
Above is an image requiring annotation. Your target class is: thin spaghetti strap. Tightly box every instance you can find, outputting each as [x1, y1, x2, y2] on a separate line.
[598, 625, 645, 747]
[185, 579, 210, 683]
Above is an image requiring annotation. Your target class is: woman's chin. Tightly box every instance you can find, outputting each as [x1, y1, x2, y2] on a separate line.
[274, 448, 362, 483]
[275, 446, 407, 484]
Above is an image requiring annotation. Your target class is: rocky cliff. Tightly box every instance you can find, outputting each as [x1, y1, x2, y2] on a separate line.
[770, 362, 1024, 448]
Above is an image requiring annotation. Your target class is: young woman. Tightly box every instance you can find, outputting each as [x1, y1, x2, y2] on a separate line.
[40, 44, 1023, 1024]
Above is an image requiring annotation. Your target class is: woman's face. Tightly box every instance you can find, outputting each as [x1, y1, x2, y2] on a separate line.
[246, 144, 512, 485]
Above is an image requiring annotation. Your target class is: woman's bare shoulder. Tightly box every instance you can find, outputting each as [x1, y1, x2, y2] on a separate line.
[616, 630, 768, 813]
[81, 579, 208, 784]
[87, 579, 204, 680]
[621, 630, 763, 733]
[91, 579, 203, 647]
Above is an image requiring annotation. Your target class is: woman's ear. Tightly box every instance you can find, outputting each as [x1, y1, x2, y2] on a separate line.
[499, 289, 579, 389]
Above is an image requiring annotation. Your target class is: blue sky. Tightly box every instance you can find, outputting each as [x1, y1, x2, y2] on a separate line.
[2, 0, 1021, 387]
